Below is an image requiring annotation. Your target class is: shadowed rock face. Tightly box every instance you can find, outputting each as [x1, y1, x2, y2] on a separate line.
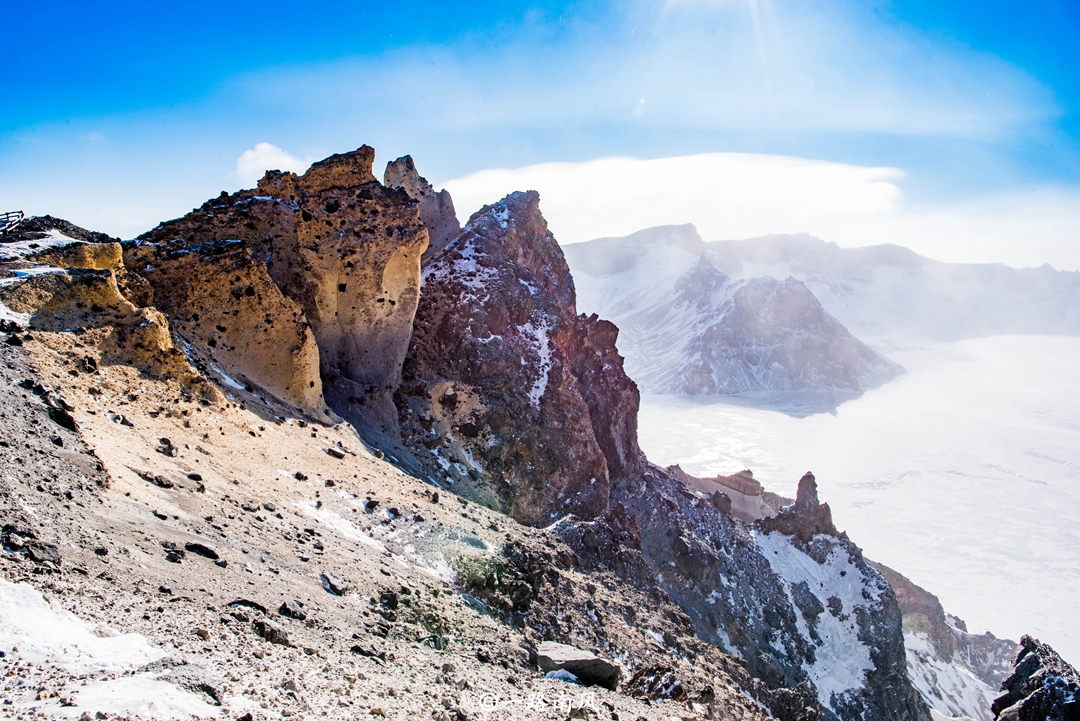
[992, 636, 1080, 720]
[397, 191, 633, 525]
[128, 146, 428, 436]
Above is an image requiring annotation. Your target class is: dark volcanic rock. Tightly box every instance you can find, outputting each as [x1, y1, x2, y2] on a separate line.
[613, 463, 929, 721]
[397, 191, 639, 525]
[992, 636, 1080, 721]
[1, 215, 120, 245]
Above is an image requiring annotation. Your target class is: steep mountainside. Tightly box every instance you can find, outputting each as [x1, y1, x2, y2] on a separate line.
[870, 563, 1021, 721]
[393, 187, 929, 721]
[3, 146, 1035, 721]
[563, 227, 902, 395]
[566, 224, 1080, 345]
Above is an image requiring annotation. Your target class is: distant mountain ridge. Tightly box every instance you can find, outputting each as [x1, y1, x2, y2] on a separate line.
[567, 224, 1080, 344]
[563, 225, 903, 396]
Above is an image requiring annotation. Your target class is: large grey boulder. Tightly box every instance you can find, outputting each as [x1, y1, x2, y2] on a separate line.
[537, 641, 621, 690]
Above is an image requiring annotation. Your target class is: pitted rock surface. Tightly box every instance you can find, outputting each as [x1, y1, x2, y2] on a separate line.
[384, 155, 460, 263]
[129, 145, 428, 436]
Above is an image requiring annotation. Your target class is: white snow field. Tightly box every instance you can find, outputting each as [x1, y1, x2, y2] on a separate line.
[0, 577, 222, 719]
[637, 335, 1080, 665]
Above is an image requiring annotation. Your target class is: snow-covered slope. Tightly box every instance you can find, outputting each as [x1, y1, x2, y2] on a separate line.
[564, 226, 902, 395]
[567, 225, 1080, 347]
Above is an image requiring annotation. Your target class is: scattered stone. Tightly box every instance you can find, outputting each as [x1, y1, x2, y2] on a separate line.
[152, 510, 168, 520]
[93, 547, 108, 556]
[187, 472, 203, 481]
[26, 542, 61, 566]
[229, 598, 268, 615]
[215, 559, 228, 568]
[48, 406, 79, 432]
[320, 572, 349, 596]
[325, 447, 346, 459]
[253, 619, 290, 646]
[262, 502, 277, 512]
[50, 435, 64, 447]
[278, 600, 307, 621]
[184, 542, 220, 560]
[240, 500, 260, 513]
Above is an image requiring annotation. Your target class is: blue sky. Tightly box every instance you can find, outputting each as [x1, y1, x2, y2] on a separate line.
[2, 0, 1078, 265]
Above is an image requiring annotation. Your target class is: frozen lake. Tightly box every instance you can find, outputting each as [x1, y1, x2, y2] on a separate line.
[637, 335, 1080, 663]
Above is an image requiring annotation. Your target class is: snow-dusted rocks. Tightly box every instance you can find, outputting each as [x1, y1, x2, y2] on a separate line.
[992, 636, 1080, 721]
[563, 227, 903, 395]
[614, 463, 930, 721]
[870, 562, 1020, 721]
[397, 191, 629, 525]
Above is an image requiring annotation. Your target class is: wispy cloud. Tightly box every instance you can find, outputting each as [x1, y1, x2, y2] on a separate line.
[443, 153, 1080, 271]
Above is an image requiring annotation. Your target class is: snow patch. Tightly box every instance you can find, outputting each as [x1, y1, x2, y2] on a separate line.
[754, 530, 876, 710]
[209, 364, 246, 390]
[0, 577, 220, 719]
[905, 632, 995, 721]
[523, 320, 554, 408]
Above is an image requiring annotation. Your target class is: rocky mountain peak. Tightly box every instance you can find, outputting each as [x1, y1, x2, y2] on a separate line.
[130, 145, 429, 440]
[757, 471, 839, 543]
[297, 144, 377, 190]
[397, 190, 633, 525]
[463, 191, 577, 313]
[992, 635, 1080, 720]
[383, 155, 460, 262]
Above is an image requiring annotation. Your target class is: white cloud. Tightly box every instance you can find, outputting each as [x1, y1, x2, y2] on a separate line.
[232, 142, 311, 187]
[442, 153, 1080, 271]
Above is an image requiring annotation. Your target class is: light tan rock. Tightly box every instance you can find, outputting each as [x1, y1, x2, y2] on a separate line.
[123, 239, 325, 414]
[384, 155, 460, 262]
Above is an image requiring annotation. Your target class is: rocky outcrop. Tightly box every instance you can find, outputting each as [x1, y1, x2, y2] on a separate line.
[614, 464, 929, 721]
[130, 146, 429, 434]
[992, 636, 1080, 720]
[758, 472, 839, 544]
[0, 238, 212, 392]
[667, 465, 783, 522]
[384, 155, 460, 263]
[397, 191, 634, 525]
[536, 641, 621, 689]
[124, 239, 326, 414]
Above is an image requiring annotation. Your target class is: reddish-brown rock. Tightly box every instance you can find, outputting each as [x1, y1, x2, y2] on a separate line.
[397, 191, 640, 525]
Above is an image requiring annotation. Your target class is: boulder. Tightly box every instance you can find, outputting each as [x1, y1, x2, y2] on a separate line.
[536, 641, 620, 690]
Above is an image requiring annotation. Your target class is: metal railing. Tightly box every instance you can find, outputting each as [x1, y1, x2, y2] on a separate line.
[0, 211, 24, 237]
